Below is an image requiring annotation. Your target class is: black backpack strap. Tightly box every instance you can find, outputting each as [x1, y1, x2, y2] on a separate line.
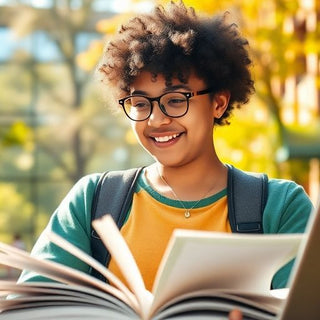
[227, 165, 268, 233]
[90, 167, 143, 280]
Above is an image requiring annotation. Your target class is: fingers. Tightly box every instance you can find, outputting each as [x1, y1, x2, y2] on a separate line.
[229, 309, 243, 320]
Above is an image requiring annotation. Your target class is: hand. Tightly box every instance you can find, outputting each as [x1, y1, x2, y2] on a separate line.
[229, 309, 243, 320]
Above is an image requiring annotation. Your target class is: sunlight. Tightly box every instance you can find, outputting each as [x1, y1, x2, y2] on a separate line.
[300, 0, 315, 10]
[97, 0, 154, 13]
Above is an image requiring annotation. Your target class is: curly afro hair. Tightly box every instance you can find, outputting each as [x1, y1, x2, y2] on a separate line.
[97, 1, 254, 125]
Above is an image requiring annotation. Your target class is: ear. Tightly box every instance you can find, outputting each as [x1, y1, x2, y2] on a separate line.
[212, 91, 230, 119]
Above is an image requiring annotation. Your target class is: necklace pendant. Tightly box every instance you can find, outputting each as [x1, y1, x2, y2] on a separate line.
[184, 211, 191, 218]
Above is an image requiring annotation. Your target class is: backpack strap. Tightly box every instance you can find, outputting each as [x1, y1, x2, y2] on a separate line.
[227, 165, 268, 233]
[90, 167, 143, 281]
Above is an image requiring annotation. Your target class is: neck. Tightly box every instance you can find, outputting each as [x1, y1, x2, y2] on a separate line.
[146, 157, 228, 201]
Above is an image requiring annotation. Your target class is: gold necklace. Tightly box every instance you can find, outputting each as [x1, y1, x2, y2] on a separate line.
[156, 166, 213, 218]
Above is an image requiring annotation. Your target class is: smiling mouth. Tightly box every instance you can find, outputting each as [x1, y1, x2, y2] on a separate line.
[153, 133, 181, 142]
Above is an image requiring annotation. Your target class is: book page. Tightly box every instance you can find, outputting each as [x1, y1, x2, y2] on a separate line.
[0, 280, 135, 317]
[0, 242, 134, 310]
[151, 230, 303, 313]
[151, 288, 288, 320]
[92, 215, 153, 319]
[1, 303, 132, 320]
[47, 232, 138, 309]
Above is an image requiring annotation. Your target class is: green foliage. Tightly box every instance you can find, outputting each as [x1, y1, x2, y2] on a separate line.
[0, 122, 33, 148]
[0, 1, 154, 244]
[0, 63, 33, 112]
[0, 184, 34, 248]
[215, 98, 281, 177]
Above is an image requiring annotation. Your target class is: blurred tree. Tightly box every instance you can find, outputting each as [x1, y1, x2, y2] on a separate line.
[0, 1, 154, 242]
[2, 0, 128, 183]
[0, 183, 35, 247]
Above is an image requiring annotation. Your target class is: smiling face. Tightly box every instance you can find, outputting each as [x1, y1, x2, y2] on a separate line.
[126, 71, 229, 169]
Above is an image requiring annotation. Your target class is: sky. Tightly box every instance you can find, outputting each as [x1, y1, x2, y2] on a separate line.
[0, 0, 154, 12]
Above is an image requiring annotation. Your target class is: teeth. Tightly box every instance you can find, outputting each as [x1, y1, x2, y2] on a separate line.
[154, 134, 179, 142]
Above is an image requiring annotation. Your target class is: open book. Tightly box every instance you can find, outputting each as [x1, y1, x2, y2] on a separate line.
[0, 215, 305, 320]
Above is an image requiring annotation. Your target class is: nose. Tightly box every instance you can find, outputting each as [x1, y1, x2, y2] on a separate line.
[147, 101, 171, 127]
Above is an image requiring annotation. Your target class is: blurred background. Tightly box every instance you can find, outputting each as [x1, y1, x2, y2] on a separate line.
[0, 0, 319, 260]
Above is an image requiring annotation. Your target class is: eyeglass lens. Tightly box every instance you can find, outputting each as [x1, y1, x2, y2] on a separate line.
[123, 92, 188, 121]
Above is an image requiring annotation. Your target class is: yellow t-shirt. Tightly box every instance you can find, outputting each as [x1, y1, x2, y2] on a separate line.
[108, 172, 230, 292]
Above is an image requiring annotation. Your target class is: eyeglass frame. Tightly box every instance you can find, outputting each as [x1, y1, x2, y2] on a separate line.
[118, 88, 213, 121]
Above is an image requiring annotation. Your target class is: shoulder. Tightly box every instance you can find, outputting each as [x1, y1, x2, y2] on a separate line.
[60, 173, 102, 205]
[50, 173, 103, 233]
[267, 177, 307, 194]
[263, 177, 313, 234]
[267, 178, 311, 210]
[70, 173, 102, 193]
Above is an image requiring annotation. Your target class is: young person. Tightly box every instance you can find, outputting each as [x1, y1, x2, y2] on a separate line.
[19, 2, 313, 319]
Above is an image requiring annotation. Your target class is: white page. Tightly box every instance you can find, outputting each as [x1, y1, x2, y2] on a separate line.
[47, 232, 138, 309]
[0, 281, 135, 316]
[151, 230, 303, 312]
[92, 215, 153, 319]
[0, 305, 134, 320]
[0, 245, 131, 308]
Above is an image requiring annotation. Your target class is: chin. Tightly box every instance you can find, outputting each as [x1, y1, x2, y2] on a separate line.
[152, 156, 186, 169]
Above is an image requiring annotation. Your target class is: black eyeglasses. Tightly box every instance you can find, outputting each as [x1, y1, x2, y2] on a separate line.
[118, 88, 213, 121]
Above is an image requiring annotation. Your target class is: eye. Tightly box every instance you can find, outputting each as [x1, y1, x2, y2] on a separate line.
[134, 101, 149, 109]
[127, 97, 150, 109]
[164, 93, 187, 107]
[168, 98, 185, 104]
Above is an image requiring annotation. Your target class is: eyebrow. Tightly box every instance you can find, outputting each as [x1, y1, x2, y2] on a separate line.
[131, 84, 191, 96]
